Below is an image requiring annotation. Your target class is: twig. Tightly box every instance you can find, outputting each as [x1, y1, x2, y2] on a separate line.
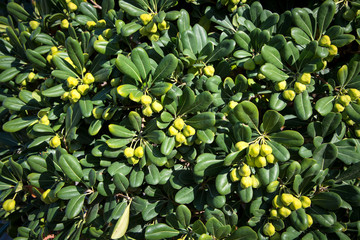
[90, 0, 102, 9]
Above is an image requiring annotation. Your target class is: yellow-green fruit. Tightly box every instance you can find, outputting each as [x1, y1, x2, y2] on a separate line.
[61, 19, 69, 29]
[348, 88, 360, 100]
[263, 223, 276, 237]
[257, 73, 266, 80]
[281, 193, 294, 206]
[203, 65, 215, 77]
[29, 21, 40, 30]
[134, 146, 144, 158]
[158, 20, 169, 31]
[173, 118, 185, 131]
[86, 21, 96, 30]
[294, 82, 306, 94]
[92, 107, 104, 119]
[319, 35, 331, 47]
[231, 0, 241, 4]
[50, 46, 58, 54]
[228, 101, 238, 109]
[140, 14, 153, 25]
[249, 143, 260, 157]
[239, 164, 251, 177]
[307, 214, 313, 227]
[168, 126, 179, 136]
[103, 29, 113, 39]
[260, 144, 272, 156]
[244, 58, 256, 71]
[290, 198, 302, 210]
[28, 72, 36, 82]
[328, 45, 338, 56]
[355, 127, 360, 138]
[246, 156, 255, 167]
[266, 181, 279, 193]
[97, 19, 106, 28]
[235, 141, 249, 151]
[124, 147, 134, 158]
[77, 84, 89, 95]
[142, 105, 153, 117]
[176, 133, 186, 144]
[151, 101, 163, 113]
[41, 189, 52, 204]
[251, 175, 261, 188]
[228, 3, 237, 12]
[146, 22, 157, 33]
[300, 196, 311, 208]
[298, 73, 311, 84]
[141, 95, 152, 105]
[240, 176, 252, 188]
[67, 2, 78, 12]
[139, 27, 149, 36]
[183, 125, 196, 137]
[266, 154, 275, 164]
[282, 90, 296, 101]
[334, 103, 345, 112]
[127, 157, 139, 165]
[230, 168, 241, 182]
[46, 54, 53, 63]
[83, 73, 95, 84]
[255, 156, 267, 168]
[278, 207, 292, 218]
[67, 76, 78, 88]
[69, 89, 81, 102]
[3, 199, 16, 212]
[275, 81, 287, 91]
[270, 209, 278, 217]
[61, 92, 69, 101]
[148, 33, 160, 41]
[49, 136, 61, 148]
[272, 195, 283, 208]
[339, 95, 351, 106]
[39, 115, 50, 125]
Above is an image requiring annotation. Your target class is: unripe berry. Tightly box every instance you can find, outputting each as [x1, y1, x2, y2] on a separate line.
[124, 147, 134, 158]
[229, 168, 241, 182]
[348, 88, 360, 100]
[168, 126, 179, 136]
[248, 143, 260, 157]
[228, 101, 238, 109]
[67, 76, 78, 88]
[3, 199, 16, 212]
[134, 146, 144, 158]
[281, 193, 294, 206]
[140, 14, 153, 25]
[61, 92, 69, 101]
[49, 136, 61, 148]
[175, 132, 186, 143]
[238, 164, 251, 177]
[298, 73, 311, 84]
[96, 19, 106, 28]
[300, 196, 311, 208]
[203, 65, 215, 77]
[142, 105, 153, 117]
[127, 157, 139, 165]
[255, 156, 267, 168]
[173, 118, 185, 131]
[338, 95, 351, 106]
[46, 54, 53, 63]
[77, 84, 89, 95]
[282, 90, 296, 101]
[334, 103, 345, 112]
[235, 141, 248, 151]
[240, 176, 252, 188]
[270, 209, 278, 217]
[86, 21, 96, 30]
[260, 144, 272, 156]
[290, 198, 302, 210]
[263, 223, 275, 237]
[141, 95, 152, 105]
[328, 45, 338, 56]
[83, 73, 95, 84]
[275, 81, 287, 91]
[266, 154, 275, 164]
[29, 21, 40, 30]
[278, 207, 292, 218]
[307, 214, 313, 227]
[251, 175, 261, 188]
[319, 35, 331, 47]
[151, 101, 163, 113]
[272, 195, 283, 208]
[28, 72, 36, 82]
[157, 20, 169, 31]
[148, 33, 160, 41]
[61, 19, 69, 29]
[67, 2, 78, 12]
[146, 22, 157, 33]
[294, 82, 306, 94]
[182, 125, 196, 137]
[69, 89, 81, 102]
[39, 115, 50, 125]
[257, 73, 266, 79]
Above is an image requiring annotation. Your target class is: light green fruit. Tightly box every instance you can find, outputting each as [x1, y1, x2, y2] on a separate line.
[140, 13, 153, 25]
[266, 154, 275, 164]
[29, 20, 40, 30]
[148, 33, 160, 41]
[260, 144, 272, 156]
[61, 19, 69, 29]
[240, 176, 252, 188]
[319, 35, 331, 47]
[142, 105, 153, 117]
[183, 125, 196, 137]
[203, 65, 215, 77]
[175, 132, 186, 143]
[145, 22, 157, 33]
[229, 169, 241, 182]
[251, 175, 261, 188]
[343, 8, 356, 21]
[248, 143, 260, 157]
[272, 195, 283, 208]
[127, 157, 139, 165]
[141, 95, 152, 105]
[235, 141, 249, 151]
[263, 223, 276, 237]
[49, 136, 61, 148]
[69, 89, 81, 103]
[270, 209, 278, 217]
[238, 164, 251, 177]
[275, 81, 287, 91]
[134, 146, 144, 158]
[328, 45, 338, 56]
[348, 88, 360, 100]
[157, 20, 169, 31]
[334, 103, 345, 112]
[67, 76, 78, 88]
[173, 118, 185, 131]
[151, 101, 163, 113]
[124, 147, 134, 158]
[278, 207, 292, 218]
[3, 199, 15, 212]
[67, 2, 78, 12]
[294, 82, 306, 94]
[307, 214, 313, 227]
[298, 73, 311, 84]
[290, 198, 302, 210]
[229, 101, 238, 109]
[243, 58, 256, 71]
[257, 73, 266, 79]
[281, 193, 294, 206]
[255, 156, 267, 168]
[338, 95, 351, 106]
[300, 196, 311, 208]
[282, 90, 296, 101]
[168, 126, 179, 136]
[77, 84, 89, 95]
[86, 21, 96, 30]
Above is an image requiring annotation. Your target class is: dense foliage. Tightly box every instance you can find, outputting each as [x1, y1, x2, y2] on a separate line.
[1, 0, 360, 239]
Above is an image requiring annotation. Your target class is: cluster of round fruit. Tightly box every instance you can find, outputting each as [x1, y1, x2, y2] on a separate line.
[66, 0, 78, 12]
[236, 141, 276, 168]
[277, 72, 312, 102]
[2, 198, 16, 213]
[187, 65, 215, 77]
[229, 163, 261, 189]
[92, 106, 117, 121]
[86, 19, 107, 31]
[139, 14, 169, 41]
[168, 118, 197, 147]
[319, 35, 338, 62]
[262, 193, 313, 236]
[49, 135, 61, 148]
[220, 0, 247, 12]
[61, 73, 95, 103]
[140, 95, 163, 117]
[334, 88, 360, 114]
[124, 146, 144, 165]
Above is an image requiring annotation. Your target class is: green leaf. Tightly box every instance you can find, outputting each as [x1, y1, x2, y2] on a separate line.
[228, 226, 258, 240]
[129, 111, 142, 132]
[178, 86, 196, 115]
[79, 97, 93, 118]
[160, 136, 175, 156]
[3, 97, 38, 111]
[121, 22, 142, 37]
[292, 8, 313, 39]
[291, 27, 311, 45]
[152, 54, 178, 82]
[58, 154, 83, 182]
[261, 45, 283, 69]
[79, 2, 98, 21]
[94, 40, 120, 55]
[197, 129, 215, 144]
[346, 102, 360, 122]
[312, 192, 342, 210]
[115, 54, 142, 83]
[145, 144, 167, 167]
[318, 0, 335, 34]
[336, 162, 360, 181]
[65, 194, 85, 219]
[262, 110, 284, 134]
[0, 67, 21, 83]
[308, 206, 335, 227]
[108, 124, 136, 138]
[175, 186, 195, 204]
[313, 143, 338, 169]
[186, 112, 216, 130]
[215, 169, 232, 195]
[117, 84, 139, 98]
[65, 37, 84, 71]
[57, 186, 85, 200]
[2, 117, 38, 133]
[111, 200, 131, 239]
[150, 82, 173, 96]
[315, 96, 335, 116]
[321, 112, 341, 137]
[113, 173, 129, 193]
[176, 205, 191, 227]
[42, 84, 66, 97]
[233, 101, 259, 129]
[119, 1, 147, 16]
[294, 91, 312, 120]
[206, 39, 236, 63]
[260, 63, 289, 82]
[145, 223, 179, 240]
[132, 47, 151, 80]
[194, 153, 223, 177]
[106, 138, 132, 149]
[7, 2, 32, 21]
[26, 49, 47, 69]
[270, 130, 304, 146]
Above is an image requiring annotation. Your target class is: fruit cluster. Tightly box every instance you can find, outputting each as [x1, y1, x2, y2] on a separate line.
[140, 95, 163, 117]
[220, 0, 247, 12]
[318, 35, 338, 62]
[139, 14, 169, 41]
[168, 118, 197, 147]
[236, 142, 275, 168]
[124, 146, 144, 165]
[61, 73, 95, 103]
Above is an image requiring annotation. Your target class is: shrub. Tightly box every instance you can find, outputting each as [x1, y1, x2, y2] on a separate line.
[0, 0, 360, 239]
